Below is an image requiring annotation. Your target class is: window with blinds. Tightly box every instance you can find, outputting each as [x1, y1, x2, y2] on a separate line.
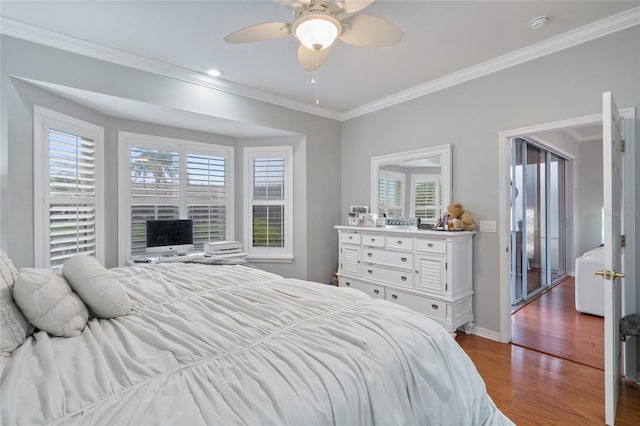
[34, 108, 104, 268]
[378, 171, 405, 218]
[244, 147, 292, 260]
[120, 132, 233, 261]
[186, 154, 227, 249]
[411, 175, 441, 224]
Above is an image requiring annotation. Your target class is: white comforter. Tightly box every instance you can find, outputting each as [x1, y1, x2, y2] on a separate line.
[1, 263, 512, 425]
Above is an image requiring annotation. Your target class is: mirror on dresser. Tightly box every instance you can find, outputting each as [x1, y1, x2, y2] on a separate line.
[370, 144, 451, 226]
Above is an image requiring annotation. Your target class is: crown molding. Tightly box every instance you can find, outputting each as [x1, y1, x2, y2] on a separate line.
[0, 17, 343, 121]
[341, 6, 640, 120]
[2, 6, 639, 123]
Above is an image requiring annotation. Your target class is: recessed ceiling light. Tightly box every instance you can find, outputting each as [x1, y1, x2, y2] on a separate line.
[207, 69, 223, 77]
[529, 16, 551, 30]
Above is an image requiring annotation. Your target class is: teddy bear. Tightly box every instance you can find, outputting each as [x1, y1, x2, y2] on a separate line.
[447, 203, 476, 231]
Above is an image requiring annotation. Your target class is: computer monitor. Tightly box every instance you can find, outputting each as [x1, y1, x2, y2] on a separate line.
[145, 219, 194, 255]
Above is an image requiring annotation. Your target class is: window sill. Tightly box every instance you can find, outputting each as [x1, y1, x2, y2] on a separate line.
[247, 255, 294, 264]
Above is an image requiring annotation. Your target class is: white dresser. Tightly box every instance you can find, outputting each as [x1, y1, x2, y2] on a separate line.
[335, 226, 475, 335]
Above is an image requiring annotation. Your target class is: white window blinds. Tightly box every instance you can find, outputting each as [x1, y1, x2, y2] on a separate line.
[411, 175, 441, 223]
[378, 171, 405, 217]
[34, 108, 104, 268]
[119, 132, 233, 262]
[186, 154, 227, 248]
[244, 147, 293, 260]
[252, 157, 285, 248]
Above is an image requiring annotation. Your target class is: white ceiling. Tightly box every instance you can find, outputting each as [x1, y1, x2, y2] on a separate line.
[1, 1, 638, 119]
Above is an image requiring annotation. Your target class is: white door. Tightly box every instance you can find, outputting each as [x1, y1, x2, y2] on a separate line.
[601, 91, 625, 425]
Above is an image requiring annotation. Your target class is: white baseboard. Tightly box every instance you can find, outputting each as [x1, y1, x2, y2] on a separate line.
[468, 326, 502, 342]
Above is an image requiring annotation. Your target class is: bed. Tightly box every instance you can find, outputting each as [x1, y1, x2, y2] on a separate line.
[1, 258, 513, 425]
[575, 246, 605, 316]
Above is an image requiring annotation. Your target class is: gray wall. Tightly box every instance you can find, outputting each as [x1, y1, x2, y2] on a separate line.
[0, 35, 341, 283]
[340, 27, 640, 334]
[576, 139, 605, 257]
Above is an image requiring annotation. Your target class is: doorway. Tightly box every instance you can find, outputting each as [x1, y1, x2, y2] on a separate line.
[510, 138, 567, 309]
[498, 107, 637, 381]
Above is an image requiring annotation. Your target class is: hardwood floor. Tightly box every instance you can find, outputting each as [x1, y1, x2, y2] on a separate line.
[456, 333, 640, 425]
[512, 277, 605, 370]
[455, 277, 640, 424]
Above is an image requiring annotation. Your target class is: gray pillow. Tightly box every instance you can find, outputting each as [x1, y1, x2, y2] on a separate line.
[0, 250, 34, 355]
[13, 268, 88, 337]
[63, 255, 132, 318]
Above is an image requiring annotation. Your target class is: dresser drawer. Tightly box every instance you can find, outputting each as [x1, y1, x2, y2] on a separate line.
[415, 238, 447, 253]
[362, 248, 413, 269]
[385, 290, 446, 321]
[341, 232, 361, 244]
[386, 236, 414, 251]
[362, 265, 413, 288]
[361, 233, 384, 247]
[339, 277, 385, 299]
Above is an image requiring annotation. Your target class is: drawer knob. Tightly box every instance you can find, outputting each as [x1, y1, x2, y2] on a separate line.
[371, 238, 376, 242]
[367, 253, 373, 257]
[401, 257, 407, 262]
[348, 236, 353, 240]
[374, 289, 380, 294]
[345, 282, 351, 287]
[368, 270, 373, 274]
[392, 294, 398, 300]
[428, 243, 434, 248]
[431, 304, 439, 310]
[397, 240, 403, 244]
[401, 276, 407, 281]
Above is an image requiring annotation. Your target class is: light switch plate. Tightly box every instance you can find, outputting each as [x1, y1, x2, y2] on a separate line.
[479, 221, 497, 233]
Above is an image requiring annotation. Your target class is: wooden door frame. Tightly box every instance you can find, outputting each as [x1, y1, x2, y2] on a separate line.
[497, 108, 637, 380]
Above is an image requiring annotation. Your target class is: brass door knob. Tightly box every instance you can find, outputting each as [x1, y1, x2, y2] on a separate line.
[594, 269, 625, 280]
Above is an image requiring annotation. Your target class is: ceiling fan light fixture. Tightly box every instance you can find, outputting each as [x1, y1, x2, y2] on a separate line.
[293, 13, 341, 50]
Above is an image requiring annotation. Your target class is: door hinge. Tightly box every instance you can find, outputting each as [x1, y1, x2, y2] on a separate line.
[621, 139, 625, 152]
[621, 235, 626, 248]
[446, 283, 448, 291]
[445, 262, 448, 270]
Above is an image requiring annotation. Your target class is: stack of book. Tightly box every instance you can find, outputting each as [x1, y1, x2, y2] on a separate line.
[204, 241, 243, 256]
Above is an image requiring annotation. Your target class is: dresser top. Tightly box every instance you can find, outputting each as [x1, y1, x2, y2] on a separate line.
[335, 225, 476, 236]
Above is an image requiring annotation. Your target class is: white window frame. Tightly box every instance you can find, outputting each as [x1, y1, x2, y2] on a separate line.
[378, 170, 406, 217]
[244, 146, 293, 262]
[34, 106, 105, 268]
[410, 174, 441, 223]
[118, 132, 234, 265]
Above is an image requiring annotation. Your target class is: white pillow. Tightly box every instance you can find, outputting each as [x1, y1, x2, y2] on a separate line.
[0, 250, 34, 354]
[63, 255, 132, 318]
[13, 268, 88, 337]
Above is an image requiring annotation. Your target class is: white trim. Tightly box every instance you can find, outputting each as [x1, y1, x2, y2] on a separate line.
[243, 146, 294, 261]
[469, 326, 502, 342]
[117, 131, 234, 266]
[33, 106, 105, 267]
[0, 17, 341, 122]
[2, 7, 638, 121]
[498, 107, 636, 344]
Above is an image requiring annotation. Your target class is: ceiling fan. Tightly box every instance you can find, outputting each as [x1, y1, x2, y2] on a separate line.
[224, 0, 403, 71]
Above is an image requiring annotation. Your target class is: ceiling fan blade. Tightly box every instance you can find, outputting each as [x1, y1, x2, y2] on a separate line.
[340, 14, 403, 47]
[298, 45, 331, 71]
[342, 0, 374, 14]
[224, 22, 291, 44]
[274, 0, 310, 10]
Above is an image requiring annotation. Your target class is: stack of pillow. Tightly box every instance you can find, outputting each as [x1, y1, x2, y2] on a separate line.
[1, 251, 132, 355]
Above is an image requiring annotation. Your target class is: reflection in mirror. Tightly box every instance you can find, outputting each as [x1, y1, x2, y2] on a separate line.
[371, 145, 451, 226]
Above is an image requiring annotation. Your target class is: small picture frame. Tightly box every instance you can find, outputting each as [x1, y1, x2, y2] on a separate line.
[347, 212, 359, 226]
[350, 205, 368, 214]
[360, 213, 377, 227]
